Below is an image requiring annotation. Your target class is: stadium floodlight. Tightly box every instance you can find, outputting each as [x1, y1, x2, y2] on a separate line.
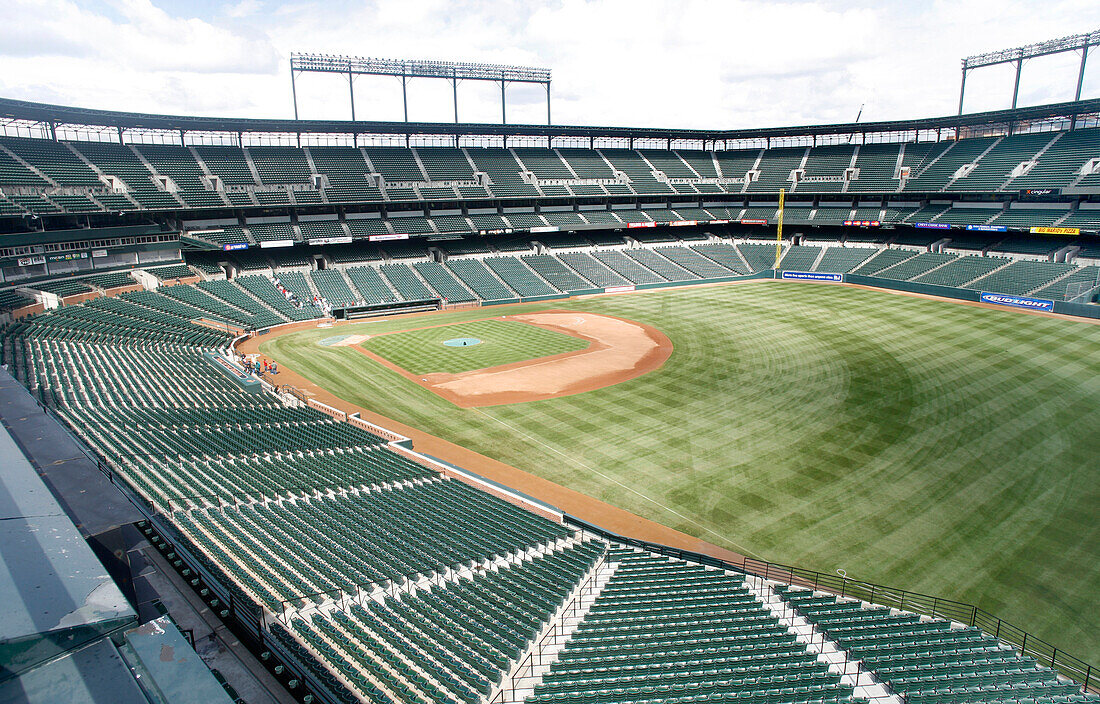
[958, 30, 1100, 114]
[289, 52, 552, 125]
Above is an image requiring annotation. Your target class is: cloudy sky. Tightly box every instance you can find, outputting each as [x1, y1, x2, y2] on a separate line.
[2, 0, 1098, 130]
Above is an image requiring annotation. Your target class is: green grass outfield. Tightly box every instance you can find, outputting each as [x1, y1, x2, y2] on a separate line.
[361, 319, 589, 375]
[263, 281, 1100, 664]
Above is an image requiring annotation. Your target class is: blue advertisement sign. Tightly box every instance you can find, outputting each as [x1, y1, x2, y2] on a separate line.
[966, 224, 1008, 232]
[980, 292, 1054, 312]
[223, 243, 249, 251]
[915, 222, 951, 230]
[781, 271, 842, 282]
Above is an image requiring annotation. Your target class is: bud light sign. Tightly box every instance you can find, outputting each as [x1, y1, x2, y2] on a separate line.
[980, 292, 1054, 312]
[782, 271, 842, 282]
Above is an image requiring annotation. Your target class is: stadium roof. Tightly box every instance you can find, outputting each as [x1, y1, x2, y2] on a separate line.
[1, 96, 1097, 142]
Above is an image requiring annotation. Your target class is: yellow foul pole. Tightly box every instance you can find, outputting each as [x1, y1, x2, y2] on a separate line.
[773, 188, 785, 270]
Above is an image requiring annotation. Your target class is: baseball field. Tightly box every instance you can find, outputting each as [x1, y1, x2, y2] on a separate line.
[260, 280, 1100, 664]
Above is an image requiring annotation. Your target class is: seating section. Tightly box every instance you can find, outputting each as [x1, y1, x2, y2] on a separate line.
[852, 248, 917, 275]
[347, 266, 400, 304]
[175, 478, 570, 609]
[0, 133, 1095, 222]
[654, 246, 738, 278]
[691, 243, 750, 274]
[593, 250, 666, 284]
[413, 261, 476, 302]
[909, 255, 1005, 288]
[904, 137, 997, 192]
[557, 252, 630, 287]
[948, 132, 1053, 192]
[444, 258, 515, 301]
[1010, 128, 1100, 190]
[964, 259, 1076, 296]
[531, 550, 854, 704]
[381, 264, 437, 301]
[483, 257, 558, 297]
[777, 586, 1093, 704]
[237, 275, 320, 320]
[737, 243, 782, 272]
[777, 245, 821, 271]
[311, 269, 359, 307]
[285, 540, 605, 704]
[148, 264, 196, 281]
[623, 248, 698, 282]
[1032, 265, 1099, 302]
[873, 252, 957, 281]
[521, 254, 597, 292]
[814, 247, 877, 273]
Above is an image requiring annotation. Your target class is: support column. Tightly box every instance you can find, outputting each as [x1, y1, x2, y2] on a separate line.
[546, 81, 551, 126]
[348, 69, 355, 121]
[1075, 43, 1089, 101]
[401, 75, 409, 122]
[957, 67, 967, 115]
[452, 76, 459, 123]
[1011, 58, 1023, 109]
[290, 61, 299, 120]
[501, 79, 507, 125]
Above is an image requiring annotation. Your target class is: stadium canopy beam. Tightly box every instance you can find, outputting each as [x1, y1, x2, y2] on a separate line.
[289, 53, 552, 126]
[958, 29, 1100, 115]
[2, 96, 1097, 145]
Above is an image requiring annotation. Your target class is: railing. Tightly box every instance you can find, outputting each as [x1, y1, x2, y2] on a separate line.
[490, 551, 612, 703]
[564, 514, 1098, 693]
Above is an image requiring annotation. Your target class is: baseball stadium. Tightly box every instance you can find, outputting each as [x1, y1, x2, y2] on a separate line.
[0, 23, 1098, 704]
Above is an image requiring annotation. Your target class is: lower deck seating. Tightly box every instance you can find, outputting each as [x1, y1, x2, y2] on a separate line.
[521, 254, 597, 292]
[813, 246, 877, 273]
[531, 550, 855, 704]
[777, 587, 1094, 704]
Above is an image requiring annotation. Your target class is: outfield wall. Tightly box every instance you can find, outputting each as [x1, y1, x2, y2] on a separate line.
[776, 271, 1100, 320]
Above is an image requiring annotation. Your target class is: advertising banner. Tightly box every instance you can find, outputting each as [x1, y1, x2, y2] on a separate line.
[843, 220, 880, 227]
[308, 236, 353, 246]
[980, 292, 1054, 311]
[18, 255, 46, 267]
[670, 220, 697, 227]
[222, 243, 248, 251]
[529, 226, 560, 233]
[47, 251, 88, 263]
[1030, 226, 1079, 236]
[965, 225, 1007, 232]
[740, 218, 768, 225]
[369, 233, 410, 242]
[259, 239, 295, 249]
[627, 222, 656, 229]
[603, 285, 636, 294]
[915, 222, 951, 230]
[781, 271, 842, 282]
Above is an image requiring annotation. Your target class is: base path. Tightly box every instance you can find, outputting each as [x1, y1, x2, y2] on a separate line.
[359, 310, 673, 408]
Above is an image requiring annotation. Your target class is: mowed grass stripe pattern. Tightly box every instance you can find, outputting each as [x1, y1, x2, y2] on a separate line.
[264, 282, 1100, 665]
[360, 318, 589, 375]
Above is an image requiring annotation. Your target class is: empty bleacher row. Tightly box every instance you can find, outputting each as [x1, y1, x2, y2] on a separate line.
[1, 129, 1098, 217]
[776, 586, 1097, 704]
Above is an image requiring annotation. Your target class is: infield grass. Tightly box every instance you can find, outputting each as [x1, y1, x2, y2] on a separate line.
[361, 318, 588, 375]
[264, 281, 1100, 664]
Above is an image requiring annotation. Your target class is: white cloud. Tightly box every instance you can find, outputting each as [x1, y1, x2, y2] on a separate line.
[0, 0, 1097, 128]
